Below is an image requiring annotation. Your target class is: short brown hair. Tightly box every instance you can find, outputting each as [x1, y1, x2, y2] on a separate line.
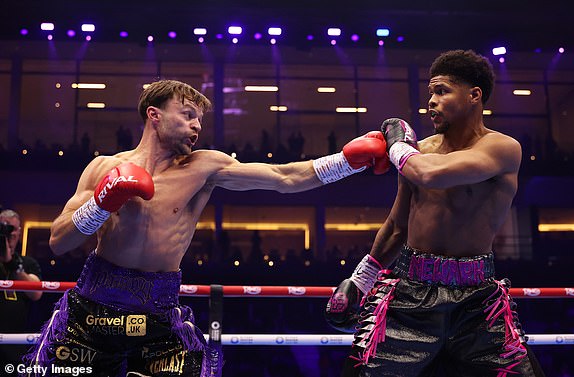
[137, 79, 212, 121]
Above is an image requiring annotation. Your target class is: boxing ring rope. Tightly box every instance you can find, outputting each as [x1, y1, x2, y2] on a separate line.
[2, 333, 573, 346]
[1, 280, 573, 346]
[2, 280, 574, 298]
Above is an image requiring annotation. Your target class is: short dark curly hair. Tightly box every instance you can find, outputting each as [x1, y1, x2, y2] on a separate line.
[429, 50, 495, 104]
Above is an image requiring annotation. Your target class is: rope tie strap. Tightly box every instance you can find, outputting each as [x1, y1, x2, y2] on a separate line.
[483, 279, 528, 377]
[350, 275, 400, 367]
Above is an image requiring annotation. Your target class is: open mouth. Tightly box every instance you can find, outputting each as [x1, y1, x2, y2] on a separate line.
[429, 110, 440, 120]
[187, 135, 198, 146]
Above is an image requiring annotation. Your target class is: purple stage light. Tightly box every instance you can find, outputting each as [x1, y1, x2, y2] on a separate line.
[198, 37, 204, 43]
[168, 31, 177, 39]
[351, 34, 359, 42]
[47, 34, 53, 40]
[306, 35, 314, 41]
[378, 40, 384, 46]
[254, 32, 262, 40]
[67, 30, 76, 37]
[397, 36, 404, 42]
[559, 47, 565, 54]
[270, 38, 276, 45]
[85, 35, 92, 41]
[216, 34, 223, 39]
[20, 28, 29, 36]
[119, 31, 128, 38]
[499, 57, 505, 63]
[147, 35, 154, 42]
[330, 39, 336, 45]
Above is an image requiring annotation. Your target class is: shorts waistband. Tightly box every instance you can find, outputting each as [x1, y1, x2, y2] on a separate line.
[74, 252, 181, 314]
[393, 245, 495, 287]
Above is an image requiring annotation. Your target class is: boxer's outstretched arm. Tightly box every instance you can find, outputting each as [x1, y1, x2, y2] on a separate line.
[211, 131, 389, 192]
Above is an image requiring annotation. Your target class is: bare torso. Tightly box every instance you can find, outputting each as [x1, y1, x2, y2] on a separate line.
[92, 150, 220, 272]
[406, 132, 518, 257]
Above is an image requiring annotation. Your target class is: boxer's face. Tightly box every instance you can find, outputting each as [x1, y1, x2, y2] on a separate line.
[428, 75, 475, 134]
[154, 96, 203, 155]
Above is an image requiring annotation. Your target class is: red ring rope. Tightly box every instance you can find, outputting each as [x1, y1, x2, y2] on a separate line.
[1, 280, 573, 298]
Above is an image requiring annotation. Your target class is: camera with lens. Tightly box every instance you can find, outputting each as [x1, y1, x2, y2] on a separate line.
[1, 222, 15, 259]
[0, 222, 15, 236]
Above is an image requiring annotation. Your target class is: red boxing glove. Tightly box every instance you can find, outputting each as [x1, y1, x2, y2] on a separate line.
[72, 162, 154, 235]
[342, 131, 390, 175]
[94, 162, 155, 212]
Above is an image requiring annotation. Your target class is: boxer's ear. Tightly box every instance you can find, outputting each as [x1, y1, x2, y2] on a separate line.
[470, 86, 482, 104]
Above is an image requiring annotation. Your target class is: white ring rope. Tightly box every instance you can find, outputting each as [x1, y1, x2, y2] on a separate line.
[0, 333, 572, 346]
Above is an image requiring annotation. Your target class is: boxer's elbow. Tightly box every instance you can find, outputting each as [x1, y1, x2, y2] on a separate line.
[49, 230, 75, 256]
[404, 163, 446, 189]
[49, 235, 68, 255]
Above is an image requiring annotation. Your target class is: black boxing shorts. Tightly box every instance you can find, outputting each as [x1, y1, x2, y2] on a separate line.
[22, 252, 221, 377]
[343, 245, 544, 377]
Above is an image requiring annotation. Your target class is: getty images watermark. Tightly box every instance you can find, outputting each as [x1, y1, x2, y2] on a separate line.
[4, 363, 93, 376]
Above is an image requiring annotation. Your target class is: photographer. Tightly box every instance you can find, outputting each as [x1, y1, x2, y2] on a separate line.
[0, 209, 43, 365]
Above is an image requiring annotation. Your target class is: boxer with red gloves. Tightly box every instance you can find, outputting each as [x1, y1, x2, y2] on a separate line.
[27, 79, 392, 377]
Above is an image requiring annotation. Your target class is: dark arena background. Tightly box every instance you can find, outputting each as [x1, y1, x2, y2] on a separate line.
[1, 1, 573, 376]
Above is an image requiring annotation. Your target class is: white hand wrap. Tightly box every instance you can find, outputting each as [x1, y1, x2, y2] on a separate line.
[389, 142, 420, 173]
[350, 254, 383, 295]
[72, 197, 111, 235]
[312, 151, 366, 184]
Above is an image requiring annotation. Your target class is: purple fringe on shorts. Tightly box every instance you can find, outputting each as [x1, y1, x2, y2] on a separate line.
[21, 291, 69, 375]
[22, 252, 222, 377]
[167, 306, 222, 377]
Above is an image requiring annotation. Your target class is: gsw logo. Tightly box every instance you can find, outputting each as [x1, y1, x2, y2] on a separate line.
[97, 175, 138, 203]
[287, 287, 306, 295]
[522, 288, 541, 296]
[42, 281, 61, 290]
[243, 286, 262, 295]
[180, 285, 198, 294]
